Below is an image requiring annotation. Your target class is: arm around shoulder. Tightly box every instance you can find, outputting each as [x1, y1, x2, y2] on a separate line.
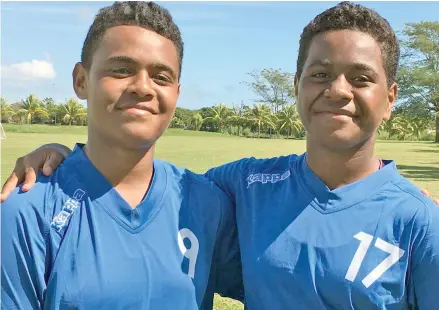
[204, 158, 249, 201]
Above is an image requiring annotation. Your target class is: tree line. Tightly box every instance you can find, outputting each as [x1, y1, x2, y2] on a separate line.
[1, 21, 438, 142]
[1, 95, 87, 126]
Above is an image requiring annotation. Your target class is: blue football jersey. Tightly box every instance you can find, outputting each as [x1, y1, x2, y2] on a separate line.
[206, 153, 439, 310]
[2, 144, 243, 310]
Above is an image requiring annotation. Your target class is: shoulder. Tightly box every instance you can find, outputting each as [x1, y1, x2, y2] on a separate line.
[157, 159, 234, 214]
[386, 177, 439, 218]
[380, 177, 439, 243]
[215, 153, 298, 172]
[1, 174, 54, 228]
[385, 178, 439, 270]
[244, 153, 299, 176]
[207, 153, 299, 181]
[157, 159, 228, 197]
[1, 163, 87, 235]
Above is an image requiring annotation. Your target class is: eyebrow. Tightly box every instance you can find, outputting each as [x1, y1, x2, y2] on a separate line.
[107, 55, 137, 65]
[308, 59, 332, 68]
[106, 56, 178, 80]
[308, 60, 378, 76]
[351, 63, 377, 74]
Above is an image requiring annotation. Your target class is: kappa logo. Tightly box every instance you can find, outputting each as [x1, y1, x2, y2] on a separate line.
[246, 170, 291, 188]
[51, 189, 86, 233]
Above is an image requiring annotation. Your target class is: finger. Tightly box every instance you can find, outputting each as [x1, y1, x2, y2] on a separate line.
[42, 151, 64, 176]
[0, 172, 22, 202]
[42, 164, 54, 176]
[21, 167, 38, 192]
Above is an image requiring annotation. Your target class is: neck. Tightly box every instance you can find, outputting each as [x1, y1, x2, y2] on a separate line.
[305, 135, 380, 190]
[84, 131, 155, 207]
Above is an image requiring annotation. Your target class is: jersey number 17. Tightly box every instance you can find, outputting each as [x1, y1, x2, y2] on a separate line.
[345, 232, 405, 288]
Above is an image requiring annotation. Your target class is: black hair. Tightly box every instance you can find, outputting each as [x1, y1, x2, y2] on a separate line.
[296, 1, 399, 86]
[81, 1, 183, 78]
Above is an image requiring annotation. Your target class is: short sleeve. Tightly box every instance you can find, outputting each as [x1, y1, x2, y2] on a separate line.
[410, 202, 439, 309]
[1, 188, 50, 309]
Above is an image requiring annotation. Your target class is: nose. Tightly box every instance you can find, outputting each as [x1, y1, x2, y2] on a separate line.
[324, 75, 354, 102]
[126, 71, 156, 99]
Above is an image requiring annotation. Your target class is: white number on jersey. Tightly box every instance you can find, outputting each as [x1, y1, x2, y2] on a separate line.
[178, 228, 199, 279]
[345, 232, 405, 288]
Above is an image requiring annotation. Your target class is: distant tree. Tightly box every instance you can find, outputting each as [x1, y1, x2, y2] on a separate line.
[170, 116, 186, 129]
[242, 68, 295, 114]
[42, 97, 60, 124]
[0, 97, 16, 122]
[173, 107, 195, 129]
[277, 105, 303, 138]
[397, 21, 439, 142]
[203, 104, 232, 133]
[229, 101, 250, 136]
[61, 98, 87, 125]
[191, 113, 204, 131]
[18, 94, 49, 124]
[246, 103, 277, 137]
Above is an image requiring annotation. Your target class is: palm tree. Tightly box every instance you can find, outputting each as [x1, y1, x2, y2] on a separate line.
[203, 103, 231, 133]
[43, 97, 59, 124]
[61, 98, 87, 125]
[191, 113, 204, 131]
[246, 103, 277, 137]
[277, 105, 303, 138]
[18, 94, 49, 124]
[170, 116, 184, 128]
[0, 97, 16, 122]
[229, 102, 249, 136]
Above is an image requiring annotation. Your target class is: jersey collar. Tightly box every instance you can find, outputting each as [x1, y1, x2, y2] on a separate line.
[66, 144, 168, 233]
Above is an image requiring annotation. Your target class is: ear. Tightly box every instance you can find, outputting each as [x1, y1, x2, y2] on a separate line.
[72, 62, 88, 100]
[294, 74, 299, 97]
[177, 83, 181, 97]
[383, 82, 397, 121]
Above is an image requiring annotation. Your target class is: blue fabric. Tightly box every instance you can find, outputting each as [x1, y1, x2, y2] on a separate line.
[2, 144, 243, 309]
[206, 152, 439, 310]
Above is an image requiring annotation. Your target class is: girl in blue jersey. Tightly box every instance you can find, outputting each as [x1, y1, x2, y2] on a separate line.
[1, 2, 243, 309]
[2, 1, 439, 310]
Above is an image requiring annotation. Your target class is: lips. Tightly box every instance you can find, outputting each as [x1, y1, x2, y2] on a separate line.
[118, 103, 158, 115]
[314, 110, 355, 117]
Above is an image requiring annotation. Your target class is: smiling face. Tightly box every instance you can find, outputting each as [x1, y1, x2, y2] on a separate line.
[295, 30, 397, 151]
[73, 25, 180, 149]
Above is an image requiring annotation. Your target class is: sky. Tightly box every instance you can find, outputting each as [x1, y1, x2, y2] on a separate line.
[1, 1, 439, 109]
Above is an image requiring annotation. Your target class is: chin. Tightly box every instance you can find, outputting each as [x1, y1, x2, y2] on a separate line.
[117, 126, 162, 150]
[118, 136, 157, 151]
[323, 131, 373, 151]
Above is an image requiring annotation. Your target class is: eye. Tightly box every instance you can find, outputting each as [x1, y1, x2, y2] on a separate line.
[312, 72, 329, 78]
[352, 76, 371, 84]
[153, 74, 172, 84]
[110, 68, 132, 76]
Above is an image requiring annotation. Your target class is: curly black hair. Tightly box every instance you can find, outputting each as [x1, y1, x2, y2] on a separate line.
[296, 1, 399, 87]
[81, 1, 184, 78]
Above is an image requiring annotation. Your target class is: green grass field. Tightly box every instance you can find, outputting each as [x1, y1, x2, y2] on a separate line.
[1, 125, 438, 309]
